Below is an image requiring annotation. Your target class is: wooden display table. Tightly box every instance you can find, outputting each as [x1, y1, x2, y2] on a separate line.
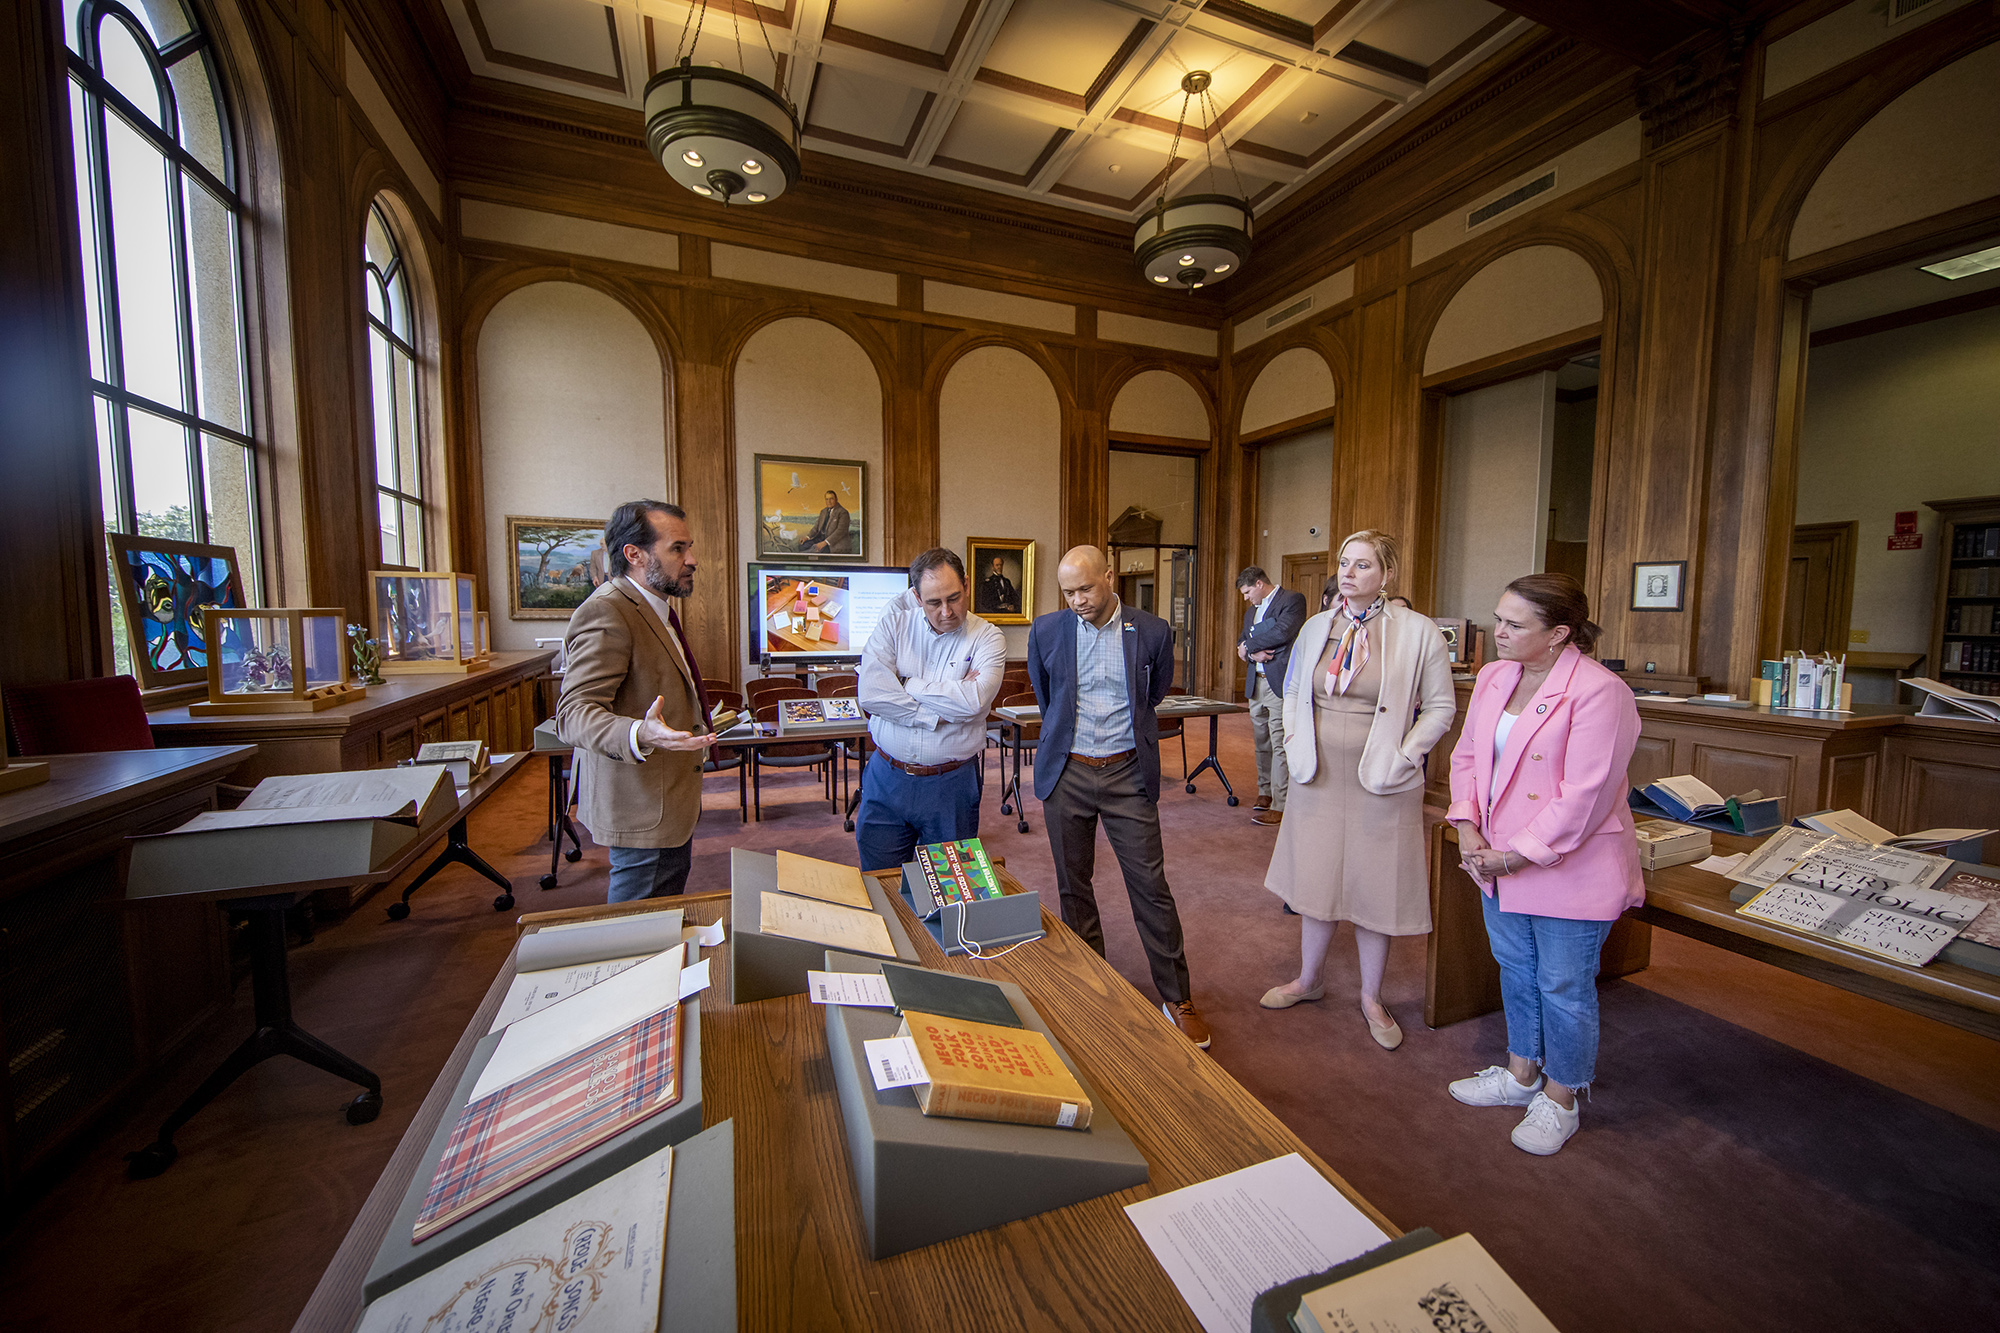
[294, 879, 1397, 1332]
[0, 745, 255, 1200]
[147, 649, 555, 785]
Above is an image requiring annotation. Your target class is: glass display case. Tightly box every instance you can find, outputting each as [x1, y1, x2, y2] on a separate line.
[476, 610, 492, 659]
[370, 572, 491, 673]
[189, 608, 364, 714]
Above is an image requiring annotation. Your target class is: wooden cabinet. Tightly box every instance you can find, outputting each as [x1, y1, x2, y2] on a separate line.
[1927, 495, 2000, 700]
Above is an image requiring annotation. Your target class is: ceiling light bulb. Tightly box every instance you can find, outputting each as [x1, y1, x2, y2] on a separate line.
[692, 184, 714, 196]
[1152, 274, 1169, 283]
[1178, 254, 1195, 266]
[747, 191, 767, 203]
[682, 149, 704, 167]
[1192, 281, 1204, 289]
[1109, 163, 1122, 174]
[1214, 263, 1231, 273]
[742, 159, 763, 175]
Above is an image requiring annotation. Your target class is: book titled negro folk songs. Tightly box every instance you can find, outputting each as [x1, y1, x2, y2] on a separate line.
[413, 1007, 683, 1241]
[899, 1011, 1093, 1130]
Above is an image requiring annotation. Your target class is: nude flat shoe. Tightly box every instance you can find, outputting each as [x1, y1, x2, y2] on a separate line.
[1260, 983, 1325, 1010]
[1366, 1007, 1404, 1050]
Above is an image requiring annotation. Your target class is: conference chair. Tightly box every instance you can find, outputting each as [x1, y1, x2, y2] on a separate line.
[1158, 686, 1191, 783]
[995, 690, 1041, 835]
[747, 703, 839, 822]
[4, 675, 155, 755]
[813, 673, 858, 698]
[746, 680, 813, 710]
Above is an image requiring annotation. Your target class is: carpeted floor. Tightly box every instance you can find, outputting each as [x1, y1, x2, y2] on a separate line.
[3, 716, 1997, 1330]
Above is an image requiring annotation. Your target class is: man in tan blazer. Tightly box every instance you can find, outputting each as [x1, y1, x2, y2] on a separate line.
[557, 500, 717, 902]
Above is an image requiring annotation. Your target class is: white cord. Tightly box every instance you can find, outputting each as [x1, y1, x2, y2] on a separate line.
[950, 903, 1034, 959]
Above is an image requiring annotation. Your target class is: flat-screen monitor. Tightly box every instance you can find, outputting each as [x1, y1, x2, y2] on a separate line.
[748, 562, 908, 664]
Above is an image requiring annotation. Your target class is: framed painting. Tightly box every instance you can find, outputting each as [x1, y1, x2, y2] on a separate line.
[966, 537, 1035, 625]
[754, 454, 865, 561]
[106, 533, 248, 689]
[1631, 560, 1686, 612]
[508, 516, 608, 619]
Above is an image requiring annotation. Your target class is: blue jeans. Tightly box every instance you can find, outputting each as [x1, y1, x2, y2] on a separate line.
[1479, 891, 1616, 1090]
[607, 839, 692, 903]
[855, 750, 983, 872]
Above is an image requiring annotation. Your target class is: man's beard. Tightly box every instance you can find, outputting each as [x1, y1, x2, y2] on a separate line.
[643, 561, 694, 599]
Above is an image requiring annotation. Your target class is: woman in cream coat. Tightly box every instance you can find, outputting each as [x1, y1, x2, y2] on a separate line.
[1262, 530, 1456, 1049]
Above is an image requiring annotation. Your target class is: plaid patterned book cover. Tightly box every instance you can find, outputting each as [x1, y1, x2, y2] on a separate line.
[413, 1006, 681, 1241]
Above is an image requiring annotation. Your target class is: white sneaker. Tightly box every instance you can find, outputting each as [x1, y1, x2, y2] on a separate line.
[1449, 1065, 1543, 1108]
[1510, 1091, 1581, 1155]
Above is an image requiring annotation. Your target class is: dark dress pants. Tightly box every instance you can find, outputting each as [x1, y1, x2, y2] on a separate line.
[1042, 753, 1192, 1004]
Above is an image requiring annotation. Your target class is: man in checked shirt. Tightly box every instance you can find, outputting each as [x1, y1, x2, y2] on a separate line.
[854, 548, 1008, 871]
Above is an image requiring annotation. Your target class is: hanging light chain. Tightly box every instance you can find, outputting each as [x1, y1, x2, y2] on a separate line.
[676, 0, 711, 64]
[1205, 85, 1251, 202]
[1163, 87, 1194, 204]
[750, 0, 791, 109]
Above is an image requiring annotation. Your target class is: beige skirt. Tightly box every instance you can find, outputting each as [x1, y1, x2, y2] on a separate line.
[1263, 693, 1432, 935]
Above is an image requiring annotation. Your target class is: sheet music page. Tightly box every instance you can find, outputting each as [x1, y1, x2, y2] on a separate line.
[774, 850, 874, 909]
[759, 891, 895, 956]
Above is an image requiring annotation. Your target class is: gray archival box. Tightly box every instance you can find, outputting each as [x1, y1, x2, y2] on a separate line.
[821, 950, 1150, 1259]
[362, 998, 705, 1300]
[728, 847, 920, 1002]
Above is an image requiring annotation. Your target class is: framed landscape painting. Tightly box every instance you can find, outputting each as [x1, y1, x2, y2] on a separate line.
[508, 516, 607, 619]
[754, 454, 865, 561]
[106, 533, 248, 689]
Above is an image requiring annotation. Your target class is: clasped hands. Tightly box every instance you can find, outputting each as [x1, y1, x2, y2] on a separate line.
[637, 696, 720, 752]
[1455, 825, 1519, 879]
[1236, 643, 1274, 663]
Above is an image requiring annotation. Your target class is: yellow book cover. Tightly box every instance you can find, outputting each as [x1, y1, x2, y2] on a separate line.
[900, 1011, 1093, 1130]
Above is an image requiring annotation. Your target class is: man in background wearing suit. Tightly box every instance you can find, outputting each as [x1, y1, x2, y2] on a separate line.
[1236, 566, 1307, 828]
[1027, 545, 1210, 1049]
[557, 500, 717, 902]
[798, 489, 852, 553]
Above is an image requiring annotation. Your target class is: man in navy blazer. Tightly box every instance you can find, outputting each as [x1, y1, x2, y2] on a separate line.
[1027, 545, 1209, 1049]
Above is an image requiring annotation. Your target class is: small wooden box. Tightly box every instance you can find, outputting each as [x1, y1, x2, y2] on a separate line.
[190, 607, 365, 715]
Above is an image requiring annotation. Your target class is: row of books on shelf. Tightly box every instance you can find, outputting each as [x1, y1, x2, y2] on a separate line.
[1942, 676, 2000, 697]
[1757, 653, 1847, 711]
[1947, 565, 2000, 595]
[1950, 523, 2000, 559]
[1946, 603, 1998, 635]
[1943, 640, 2000, 673]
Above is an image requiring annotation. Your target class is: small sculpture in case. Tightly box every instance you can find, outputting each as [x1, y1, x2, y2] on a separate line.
[369, 572, 491, 674]
[190, 608, 365, 714]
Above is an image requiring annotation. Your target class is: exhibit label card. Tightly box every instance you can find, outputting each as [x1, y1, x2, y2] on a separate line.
[862, 1035, 928, 1090]
[805, 971, 897, 1007]
[1125, 1153, 1389, 1333]
[360, 1144, 671, 1333]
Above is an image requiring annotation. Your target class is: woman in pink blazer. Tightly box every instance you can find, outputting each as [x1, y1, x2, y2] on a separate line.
[1445, 573, 1641, 1157]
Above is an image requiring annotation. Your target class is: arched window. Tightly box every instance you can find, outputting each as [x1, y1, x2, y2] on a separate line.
[363, 201, 426, 568]
[66, 0, 259, 661]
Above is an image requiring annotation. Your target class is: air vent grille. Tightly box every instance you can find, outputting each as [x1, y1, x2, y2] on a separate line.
[1888, 0, 1940, 24]
[1265, 295, 1313, 329]
[1468, 170, 1555, 229]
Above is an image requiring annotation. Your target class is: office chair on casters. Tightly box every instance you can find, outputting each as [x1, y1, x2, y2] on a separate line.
[4, 675, 156, 754]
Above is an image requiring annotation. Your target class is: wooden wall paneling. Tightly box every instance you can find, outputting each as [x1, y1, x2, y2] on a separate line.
[882, 316, 935, 564]
[668, 284, 740, 694]
[448, 702, 470, 742]
[1629, 733, 1676, 789]
[1688, 741, 1799, 818]
[1882, 725, 2000, 836]
[0, 0, 107, 685]
[1058, 345, 1100, 559]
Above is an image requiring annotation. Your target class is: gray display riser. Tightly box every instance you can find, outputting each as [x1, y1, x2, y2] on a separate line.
[729, 848, 920, 1003]
[659, 1118, 735, 1333]
[821, 950, 1149, 1260]
[363, 998, 705, 1301]
[898, 865, 1045, 957]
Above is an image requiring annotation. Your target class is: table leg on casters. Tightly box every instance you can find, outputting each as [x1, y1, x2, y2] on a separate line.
[1184, 714, 1238, 805]
[541, 755, 583, 891]
[126, 902, 381, 1178]
[387, 817, 517, 919]
[1013, 728, 1030, 835]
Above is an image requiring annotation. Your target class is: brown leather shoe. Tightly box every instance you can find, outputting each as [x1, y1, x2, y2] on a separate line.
[1163, 1000, 1212, 1049]
[1252, 809, 1283, 827]
[1253, 794, 1272, 810]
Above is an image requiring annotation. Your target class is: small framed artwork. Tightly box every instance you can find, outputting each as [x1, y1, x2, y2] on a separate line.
[754, 454, 865, 561]
[1631, 560, 1686, 612]
[507, 516, 608, 620]
[966, 537, 1035, 625]
[106, 533, 248, 689]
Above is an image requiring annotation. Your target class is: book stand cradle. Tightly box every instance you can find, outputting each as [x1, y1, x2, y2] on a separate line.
[125, 890, 381, 1179]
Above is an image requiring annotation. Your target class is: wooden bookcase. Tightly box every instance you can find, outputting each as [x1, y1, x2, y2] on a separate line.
[1926, 495, 2000, 700]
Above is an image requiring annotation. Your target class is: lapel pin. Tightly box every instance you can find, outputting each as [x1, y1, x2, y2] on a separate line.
[1536, 703, 1547, 714]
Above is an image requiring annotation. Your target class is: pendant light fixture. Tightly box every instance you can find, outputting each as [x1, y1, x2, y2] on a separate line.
[1133, 71, 1253, 291]
[642, 0, 801, 206]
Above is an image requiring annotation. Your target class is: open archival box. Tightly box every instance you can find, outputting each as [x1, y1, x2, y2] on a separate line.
[125, 766, 458, 898]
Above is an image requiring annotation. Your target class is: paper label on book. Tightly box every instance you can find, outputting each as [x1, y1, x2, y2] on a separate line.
[679, 920, 726, 949]
[758, 891, 895, 956]
[1056, 1102, 1078, 1128]
[361, 1145, 671, 1333]
[678, 957, 711, 1000]
[805, 971, 897, 1007]
[863, 1035, 928, 1090]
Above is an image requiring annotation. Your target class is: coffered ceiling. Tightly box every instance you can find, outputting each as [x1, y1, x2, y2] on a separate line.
[432, 0, 1535, 222]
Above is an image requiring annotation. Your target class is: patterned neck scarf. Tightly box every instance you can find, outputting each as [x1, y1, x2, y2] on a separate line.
[1325, 597, 1386, 697]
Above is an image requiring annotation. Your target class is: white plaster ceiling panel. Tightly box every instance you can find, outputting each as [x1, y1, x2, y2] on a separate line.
[1117, 32, 1276, 134]
[932, 98, 1060, 177]
[1354, 0, 1505, 69]
[828, 0, 972, 56]
[645, 14, 782, 84]
[1237, 75, 1386, 160]
[475, 0, 621, 75]
[1054, 128, 1171, 206]
[1247, 0, 1344, 22]
[806, 63, 931, 147]
[980, 0, 1143, 96]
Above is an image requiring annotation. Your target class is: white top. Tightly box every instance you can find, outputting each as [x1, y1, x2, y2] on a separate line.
[858, 588, 1007, 765]
[1250, 587, 1276, 684]
[1492, 707, 1521, 768]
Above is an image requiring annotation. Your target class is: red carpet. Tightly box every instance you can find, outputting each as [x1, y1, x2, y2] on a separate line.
[3, 718, 1996, 1330]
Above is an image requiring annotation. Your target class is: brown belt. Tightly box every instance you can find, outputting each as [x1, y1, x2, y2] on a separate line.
[1067, 749, 1135, 768]
[884, 754, 973, 778]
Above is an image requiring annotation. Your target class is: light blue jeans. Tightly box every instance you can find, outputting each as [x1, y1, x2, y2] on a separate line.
[1479, 890, 1616, 1091]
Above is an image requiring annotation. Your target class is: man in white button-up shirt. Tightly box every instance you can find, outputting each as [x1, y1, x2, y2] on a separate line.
[854, 549, 1007, 870]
